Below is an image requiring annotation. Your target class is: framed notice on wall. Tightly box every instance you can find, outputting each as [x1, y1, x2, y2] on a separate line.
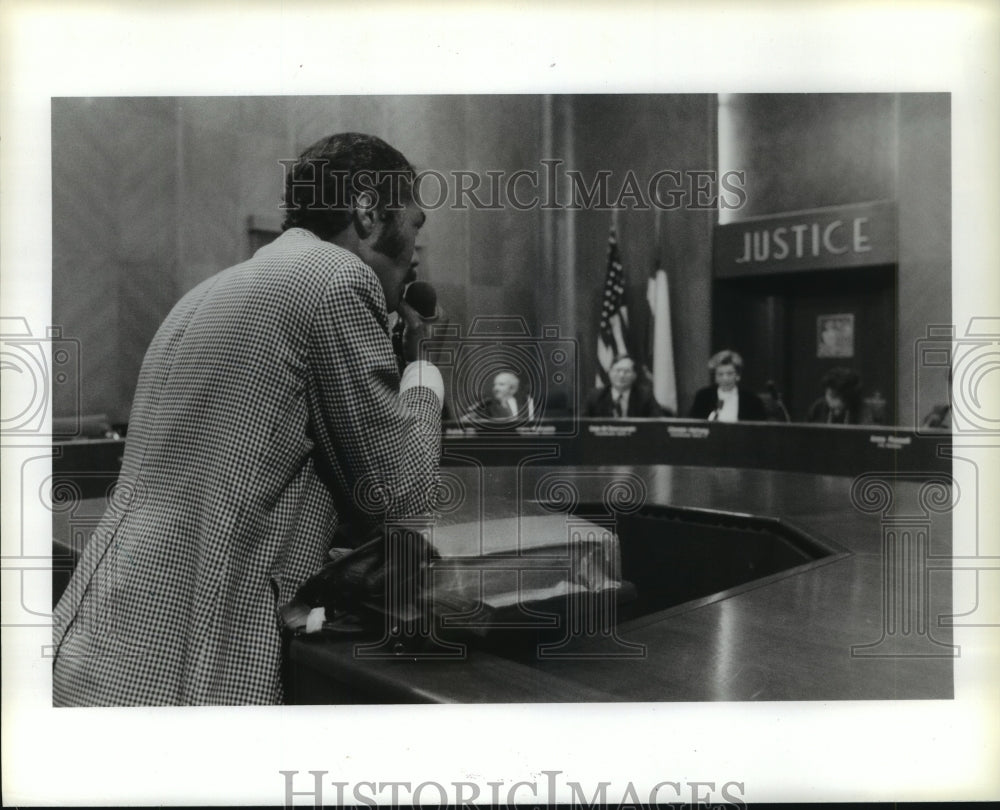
[817, 314, 854, 358]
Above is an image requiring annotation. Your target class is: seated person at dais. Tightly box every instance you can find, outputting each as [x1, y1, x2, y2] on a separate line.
[921, 403, 951, 430]
[689, 349, 767, 422]
[584, 355, 663, 418]
[462, 371, 535, 424]
[806, 366, 875, 425]
[920, 367, 952, 430]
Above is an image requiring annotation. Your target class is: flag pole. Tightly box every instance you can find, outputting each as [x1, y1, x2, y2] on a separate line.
[654, 205, 662, 263]
[646, 208, 660, 386]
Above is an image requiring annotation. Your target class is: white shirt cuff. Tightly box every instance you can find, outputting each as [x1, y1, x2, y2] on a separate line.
[400, 360, 444, 406]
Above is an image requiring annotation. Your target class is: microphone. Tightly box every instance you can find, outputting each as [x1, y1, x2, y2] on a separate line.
[403, 280, 437, 318]
[766, 380, 790, 422]
[709, 399, 723, 421]
[392, 281, 439, 371]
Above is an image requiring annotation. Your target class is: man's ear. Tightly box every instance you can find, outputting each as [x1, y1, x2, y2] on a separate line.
[351, 191, 378, 239]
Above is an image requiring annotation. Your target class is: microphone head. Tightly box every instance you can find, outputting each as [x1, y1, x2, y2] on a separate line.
[403, 280, 437, 318]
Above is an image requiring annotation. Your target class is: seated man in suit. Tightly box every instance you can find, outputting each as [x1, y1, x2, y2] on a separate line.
[689, 349, 767, 422]
[462, 371, 536, 424]
[584, 354, 663, 418]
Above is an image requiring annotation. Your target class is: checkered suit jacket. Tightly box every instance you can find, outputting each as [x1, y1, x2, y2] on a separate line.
[52, 229, 442, 705]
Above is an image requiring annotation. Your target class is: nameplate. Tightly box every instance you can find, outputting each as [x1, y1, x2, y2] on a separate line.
[870, 435, 912, 450]
[667, 426, 710, 439]
[588, 424, 637, 438]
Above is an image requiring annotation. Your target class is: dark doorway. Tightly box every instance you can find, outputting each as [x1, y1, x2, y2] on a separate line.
[712, 265, 897, 423]
[785, 266, 896, 423]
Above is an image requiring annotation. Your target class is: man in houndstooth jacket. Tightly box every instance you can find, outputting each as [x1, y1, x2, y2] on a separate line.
[52, 133, 444, 705]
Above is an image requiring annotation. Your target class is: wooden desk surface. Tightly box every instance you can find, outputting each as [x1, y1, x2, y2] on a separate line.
[288, 464, 954, 703]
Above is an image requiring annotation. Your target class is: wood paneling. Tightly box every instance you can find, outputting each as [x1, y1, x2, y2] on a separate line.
[897, 94, 951, 426]
[52, 98, 179, 423]
[177, 99, 244, 293]
[723, 93, 897, 218]
[116, 110, 179, 412]
[52, 100, 117, 421]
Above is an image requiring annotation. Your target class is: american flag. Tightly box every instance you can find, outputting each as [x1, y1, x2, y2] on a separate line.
[596, 228, 631, 387]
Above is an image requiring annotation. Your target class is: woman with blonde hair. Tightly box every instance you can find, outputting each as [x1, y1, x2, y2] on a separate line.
[689, 349, 767, 422]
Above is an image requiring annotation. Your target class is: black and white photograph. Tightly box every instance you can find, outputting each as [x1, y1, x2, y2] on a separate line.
[45, 91, 956, 706]
[2, 1, 998, 806]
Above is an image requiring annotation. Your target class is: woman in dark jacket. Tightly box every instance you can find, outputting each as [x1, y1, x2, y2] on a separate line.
[689, 349, 767, 422]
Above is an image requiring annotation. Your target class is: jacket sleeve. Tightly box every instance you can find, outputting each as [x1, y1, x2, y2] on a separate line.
[689, 388, 712, 419]
[637, 385, 664, 417]
[306, 259, 441, 525]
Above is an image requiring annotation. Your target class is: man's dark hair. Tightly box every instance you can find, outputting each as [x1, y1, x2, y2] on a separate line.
[821, 366, 863, 404]
[281, 132, 415, 240]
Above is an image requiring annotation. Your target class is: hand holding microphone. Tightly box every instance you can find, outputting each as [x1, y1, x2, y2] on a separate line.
[396, 280, 443, 363]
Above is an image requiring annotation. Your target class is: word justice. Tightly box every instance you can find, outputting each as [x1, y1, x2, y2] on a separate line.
[735, 217, 872, 264]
